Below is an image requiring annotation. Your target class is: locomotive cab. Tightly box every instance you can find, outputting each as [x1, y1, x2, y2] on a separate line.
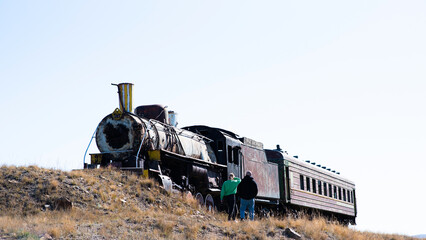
[135, 105, 169, 124]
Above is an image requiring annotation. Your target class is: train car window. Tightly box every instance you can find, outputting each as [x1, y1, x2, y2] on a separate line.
[323, 182, 327, 196]
[227, 146, 233, 163]
[312, 179, 316, 193]
[338, 187, 342, 200]
[218, 141, 224, 151]
[329, 184, 332, 198]
[343, 189, 347, 201]
[350, 191, 354, 203]
[233, 148, 239, 164]
[306, 177, 311, 192]
[334, 186, 337, 199]
[300, 175, 304, 190]
[318, 180, 322, 195]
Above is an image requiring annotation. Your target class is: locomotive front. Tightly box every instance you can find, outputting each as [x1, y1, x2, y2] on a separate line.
[96, 111, 146, 164]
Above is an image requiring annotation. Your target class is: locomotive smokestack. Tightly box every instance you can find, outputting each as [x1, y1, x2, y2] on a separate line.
[112, 83, 134, 112]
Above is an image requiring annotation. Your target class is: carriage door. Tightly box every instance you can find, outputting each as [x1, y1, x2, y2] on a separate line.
[227, 145, 242, 179]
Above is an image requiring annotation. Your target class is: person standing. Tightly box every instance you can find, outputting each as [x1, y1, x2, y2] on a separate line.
[220, 173, 241, 221]
[237, 170, 258, 220]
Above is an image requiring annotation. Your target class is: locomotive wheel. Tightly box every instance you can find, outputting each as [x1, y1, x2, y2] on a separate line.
[204, 194, 214, 212]
[195, 192, 204, 206]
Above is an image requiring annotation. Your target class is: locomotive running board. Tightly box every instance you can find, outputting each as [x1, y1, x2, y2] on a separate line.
[148, 149, 227, 169]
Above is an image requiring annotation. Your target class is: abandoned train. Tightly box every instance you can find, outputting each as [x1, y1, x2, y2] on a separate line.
[85, 83, 357, 224]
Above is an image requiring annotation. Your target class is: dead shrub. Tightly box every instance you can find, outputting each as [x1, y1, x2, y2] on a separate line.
[241, 221, 262, 236]
[185, 222, 200, 239]
[140, 178, 155, 188]
[68, 170, 85, 179]
[49, 179, 59, 189]
[271, 217, 288, 229]
[48, 227, 60, 238]
[174, 207, 186, 216]
[0, 216, 22, 233]
[21, 175, 33, 184]
[156, 219, 174, 238]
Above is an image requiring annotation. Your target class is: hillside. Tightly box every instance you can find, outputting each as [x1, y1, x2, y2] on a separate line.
[0, 165, 416, 239]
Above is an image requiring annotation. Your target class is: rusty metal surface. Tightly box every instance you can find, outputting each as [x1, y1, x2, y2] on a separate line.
[96, 113, 144, 159]
[135, 105, 168, 124]
[241, 145, 280, 200]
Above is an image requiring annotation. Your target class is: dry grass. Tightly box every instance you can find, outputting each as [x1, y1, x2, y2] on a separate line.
[0, 210, 79, 238]
[0, 165, 417, 240]
[184, 222, 201, 239]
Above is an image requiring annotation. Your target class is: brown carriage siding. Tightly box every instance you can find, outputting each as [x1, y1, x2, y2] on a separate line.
[291, 191, 355, 216]
[286, 156, 356, 217]
[241, 143, 280, 200]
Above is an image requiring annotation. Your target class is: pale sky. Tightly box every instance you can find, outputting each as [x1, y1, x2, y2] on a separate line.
[1, 0, 425, 236]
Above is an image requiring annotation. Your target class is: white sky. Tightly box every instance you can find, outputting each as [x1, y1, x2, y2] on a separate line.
[1, 0, 425, 236]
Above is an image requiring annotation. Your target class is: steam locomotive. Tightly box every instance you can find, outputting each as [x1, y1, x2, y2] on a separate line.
[85, 83, 357, 224]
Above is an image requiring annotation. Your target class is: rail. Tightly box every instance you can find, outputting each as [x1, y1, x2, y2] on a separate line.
[98, 150, 134, 154]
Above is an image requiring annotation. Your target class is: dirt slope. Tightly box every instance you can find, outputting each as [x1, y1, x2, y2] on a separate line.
[0, 166, 414, 240]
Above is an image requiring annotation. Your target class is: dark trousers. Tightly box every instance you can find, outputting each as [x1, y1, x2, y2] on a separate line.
[224, 194, 237, 220]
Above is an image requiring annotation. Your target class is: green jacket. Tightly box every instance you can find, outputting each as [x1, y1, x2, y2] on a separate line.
[220, 177, 241, 200]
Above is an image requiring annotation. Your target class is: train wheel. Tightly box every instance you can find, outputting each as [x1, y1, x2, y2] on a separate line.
[204, 194, 214, 212]
[195, 192, 204, 206]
